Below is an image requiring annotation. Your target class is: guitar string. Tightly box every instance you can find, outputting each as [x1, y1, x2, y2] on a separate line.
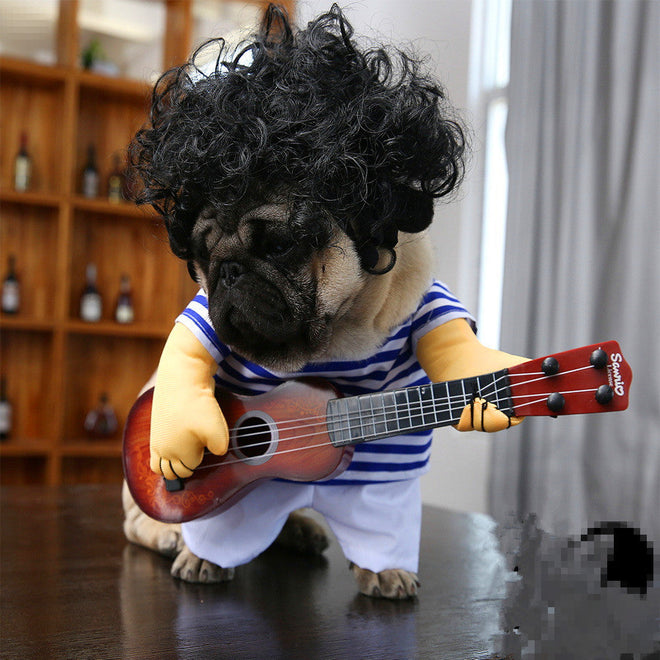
[216, 364, 596, 443]
[210, 368, 599, 452]
[184, 383, 608, 472]
[144, 364, 603, 477]
[188, 386, 602, 473]
[217, 385, 601, 456]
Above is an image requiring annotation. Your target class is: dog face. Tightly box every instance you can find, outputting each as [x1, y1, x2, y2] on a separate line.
[189, 198, 368, 370]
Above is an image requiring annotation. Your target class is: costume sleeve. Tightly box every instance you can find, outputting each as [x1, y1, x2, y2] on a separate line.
[175, 289, 228, 366]
[410, 280, 476, 351]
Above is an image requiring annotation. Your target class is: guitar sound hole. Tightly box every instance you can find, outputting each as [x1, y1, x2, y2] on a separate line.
[236, 417, 272, 458]
[231, 410, 279, 466]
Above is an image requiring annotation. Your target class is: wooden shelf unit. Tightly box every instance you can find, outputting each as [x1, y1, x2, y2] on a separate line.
[0, 0, 230, 485]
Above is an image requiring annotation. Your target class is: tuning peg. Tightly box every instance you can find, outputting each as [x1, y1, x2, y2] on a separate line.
[595, 384, 615, 405]
[590, 348, 608, 369]
[542, 357, 560, 376]
[546, 392, 565, 413]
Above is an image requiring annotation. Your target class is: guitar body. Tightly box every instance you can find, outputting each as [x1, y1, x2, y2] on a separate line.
[123, 379, 352, 523]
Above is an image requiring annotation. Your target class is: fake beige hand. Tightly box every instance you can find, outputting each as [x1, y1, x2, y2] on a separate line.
[149, 323, 229, 480]
[454, 397, 523, 432]
[417, 318, 527, 433]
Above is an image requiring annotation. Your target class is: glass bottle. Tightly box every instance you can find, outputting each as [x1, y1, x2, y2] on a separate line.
[0, 376, 12, 441]
[107, 153, 125, 203]
[1, 255, 20, 315]
[82, 144, 99, 198]
[114, 273, 134, 324]
[84, 392, 118, 438]
[14, 132, 31, 192]
[80, 263, 102, 322]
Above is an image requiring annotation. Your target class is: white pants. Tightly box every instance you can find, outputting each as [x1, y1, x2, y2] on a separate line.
[181, 478, 422, 573]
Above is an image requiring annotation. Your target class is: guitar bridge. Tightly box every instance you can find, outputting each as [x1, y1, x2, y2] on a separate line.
[164, 477, 185, 492]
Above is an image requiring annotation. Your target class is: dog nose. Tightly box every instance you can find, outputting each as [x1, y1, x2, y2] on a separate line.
[219, 261, 244, 288]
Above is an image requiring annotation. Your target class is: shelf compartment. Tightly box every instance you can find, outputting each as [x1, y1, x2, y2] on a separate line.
[62, 333, 163, 444]
[0, 61, 67, 194]
[75, 82, 150, 199]
[0, 329, 56, 442]
[0, 200, 60, 320]
[70, 209, 178, 326]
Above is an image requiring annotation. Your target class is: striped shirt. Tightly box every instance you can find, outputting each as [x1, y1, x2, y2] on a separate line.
[176, 280, 475, 484]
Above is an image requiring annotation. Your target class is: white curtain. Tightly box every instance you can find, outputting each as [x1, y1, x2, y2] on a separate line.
[490, 0, 659, 542]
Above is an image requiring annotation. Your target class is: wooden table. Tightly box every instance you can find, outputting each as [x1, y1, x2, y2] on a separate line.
[1, 486, 658, 659]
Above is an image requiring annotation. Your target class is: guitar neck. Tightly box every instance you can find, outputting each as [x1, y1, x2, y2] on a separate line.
[327, 369, 513, 447]
[326, 340, 632, 448]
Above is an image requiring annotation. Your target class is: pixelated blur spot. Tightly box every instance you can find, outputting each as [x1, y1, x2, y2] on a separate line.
[494, 514, 660, 659]
[582, 522, 654, 595]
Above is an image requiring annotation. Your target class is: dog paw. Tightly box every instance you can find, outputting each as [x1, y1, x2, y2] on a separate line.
[274, 510, 329, 555]
[157, 528, 184, 557]
[122, 481, 184, 558]
[123, 509, 184, 559]
[350, 563, 420, 599]
[171, 545, 234, 584]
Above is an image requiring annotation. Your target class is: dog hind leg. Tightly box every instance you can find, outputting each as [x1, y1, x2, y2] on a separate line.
[273, 510, 329, 555]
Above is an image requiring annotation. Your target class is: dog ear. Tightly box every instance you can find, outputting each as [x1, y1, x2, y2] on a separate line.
[347, 185, 433, 273]
[391, 185, 434, 234]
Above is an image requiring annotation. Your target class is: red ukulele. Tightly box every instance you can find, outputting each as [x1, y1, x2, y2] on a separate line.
[123, 341, 632, 523]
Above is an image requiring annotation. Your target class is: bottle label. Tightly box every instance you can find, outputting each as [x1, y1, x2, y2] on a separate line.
[115, 303, 134, 324]
[14, 156, 31, 191]
[2, 282, 20, 313]
[83, 171, 99, 198]
[108, 176, 122, 202]
[0, 401, 11, 435]
[81, 293, 102, 322]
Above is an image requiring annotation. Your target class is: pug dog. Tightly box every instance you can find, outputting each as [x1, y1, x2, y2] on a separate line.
[123, 4, 525, 599]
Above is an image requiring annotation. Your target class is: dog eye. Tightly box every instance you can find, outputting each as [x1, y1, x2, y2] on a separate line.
[255, 229, 295, 259]
[269, 239, 293, 256]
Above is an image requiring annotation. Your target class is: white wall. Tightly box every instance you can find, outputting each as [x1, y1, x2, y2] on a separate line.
[297, 1, 493, 514]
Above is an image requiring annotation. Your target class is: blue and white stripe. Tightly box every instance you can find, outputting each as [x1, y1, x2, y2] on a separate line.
[176, 280, 474, 484]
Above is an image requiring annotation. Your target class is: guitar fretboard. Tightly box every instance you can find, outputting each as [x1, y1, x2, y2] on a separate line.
[326, 369, 513, 447]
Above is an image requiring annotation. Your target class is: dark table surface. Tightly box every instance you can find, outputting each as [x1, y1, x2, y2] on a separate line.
[1, 485, 658, 660]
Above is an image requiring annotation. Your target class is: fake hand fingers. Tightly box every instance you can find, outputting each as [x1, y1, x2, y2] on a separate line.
[149, 393, 230, 478]
[150, 454, 196, 480]
[454, 397, 523, 432]
[149, 438, 203, 479]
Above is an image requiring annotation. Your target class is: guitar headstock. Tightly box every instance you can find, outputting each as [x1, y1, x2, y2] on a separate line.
[506, 341, 632, 418]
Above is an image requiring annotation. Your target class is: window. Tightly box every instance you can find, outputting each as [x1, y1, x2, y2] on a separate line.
[467, 0, 512, 349]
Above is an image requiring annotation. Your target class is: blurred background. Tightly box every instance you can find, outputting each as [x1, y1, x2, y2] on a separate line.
[1, 0, 657, 542]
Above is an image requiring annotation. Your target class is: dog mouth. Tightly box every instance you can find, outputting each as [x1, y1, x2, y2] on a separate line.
[225, 301, 295, 345]
[209, 276, 309, 351]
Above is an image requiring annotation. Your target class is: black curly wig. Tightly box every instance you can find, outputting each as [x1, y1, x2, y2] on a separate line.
[130, 3, 467, 272]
